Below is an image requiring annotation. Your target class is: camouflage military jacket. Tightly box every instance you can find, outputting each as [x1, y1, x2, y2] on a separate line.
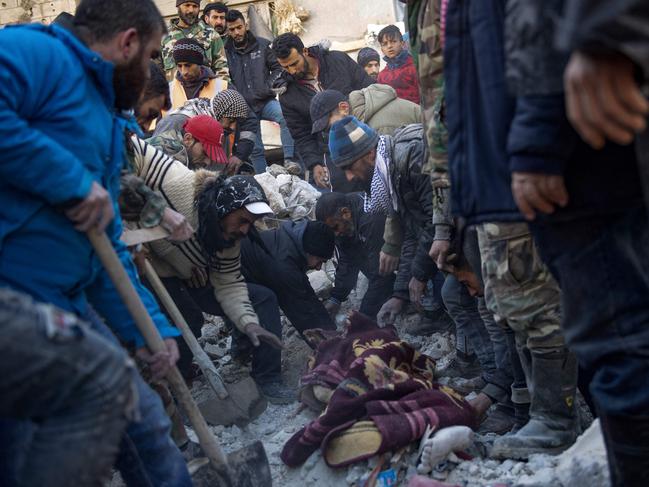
[120, 135, 167, 228]
[410, 0, 453, 238]
[161, 19, 230, 82]
[146, 130, 190, 166]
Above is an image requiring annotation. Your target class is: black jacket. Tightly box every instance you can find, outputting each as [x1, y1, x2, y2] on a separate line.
[225, 32, 284, 114]
[557, 0, 649, 80]
[240, 220, 335, 334]
[277, 46, 374, 171]
[445, 0, 520, 224]
[505, 0, 642, 220]
[330, 193, 389, 302]
[383, 124, 436, 299]
[152, 107, 259, 163]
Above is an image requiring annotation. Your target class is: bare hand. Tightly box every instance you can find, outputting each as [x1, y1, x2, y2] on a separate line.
[312, 164, 330, 188]
[564, 51, 649, 149]
[324, 299, 341, 318]
[226, 156, 244, 176]
[131, 245, 149, 275]
[136, 338, 180, 382]
[65, 181, 115, 232]
[409, 277, 427, 309]
[186, 266, 208, 289]
[161, 207, 194, 243]
[511, 172, 569, 221]
[429, 240, 451, 269]
[379, 251, 399, 275]
[377, 297, 404, 326]
[244, 323, 283, 349]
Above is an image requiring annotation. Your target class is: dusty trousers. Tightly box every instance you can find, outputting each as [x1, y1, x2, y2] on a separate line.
[0, 289, 135, 487]
[531, 206, 649, 486]
[477, 222, 578, 459]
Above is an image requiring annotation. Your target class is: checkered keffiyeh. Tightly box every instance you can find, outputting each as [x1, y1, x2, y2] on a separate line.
[364, 136, 397, 215]
[211, 89, 249, 120]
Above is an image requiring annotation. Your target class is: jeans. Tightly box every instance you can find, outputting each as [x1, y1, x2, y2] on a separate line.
[530, 206, 649, 416]
[251, 99, 295, 174]
[0, 302, 191, 487]
[442, 276, 511, 403]
[158, 278, 283, 385]
[0, 289, 134, 487]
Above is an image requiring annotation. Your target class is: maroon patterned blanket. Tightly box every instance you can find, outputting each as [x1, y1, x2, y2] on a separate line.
[282, 313, 477, 468]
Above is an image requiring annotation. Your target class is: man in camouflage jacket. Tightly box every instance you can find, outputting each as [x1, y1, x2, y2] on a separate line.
[161, 0, 230, 82]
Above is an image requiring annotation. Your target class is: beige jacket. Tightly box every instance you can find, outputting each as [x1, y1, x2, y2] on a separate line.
[130, 136, 259, 332]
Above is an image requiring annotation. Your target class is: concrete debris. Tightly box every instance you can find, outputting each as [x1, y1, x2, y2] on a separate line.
[255, 165, 321, 221]
[137, 273, 608, 487]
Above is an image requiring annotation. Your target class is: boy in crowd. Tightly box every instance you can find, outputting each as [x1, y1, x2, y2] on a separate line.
[376, 25, 420, 104]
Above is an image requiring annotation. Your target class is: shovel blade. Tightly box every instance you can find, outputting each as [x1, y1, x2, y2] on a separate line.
[197, 377, 267, 427]
[227, 440, 273, 487]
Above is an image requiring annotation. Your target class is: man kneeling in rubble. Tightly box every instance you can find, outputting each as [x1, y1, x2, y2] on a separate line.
[127, 135, 295, 404]
[240, 220, 337, 339]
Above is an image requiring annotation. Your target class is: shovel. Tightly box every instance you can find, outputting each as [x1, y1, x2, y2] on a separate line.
[141, 259, 267, 427]
[87, 230, 273, 487]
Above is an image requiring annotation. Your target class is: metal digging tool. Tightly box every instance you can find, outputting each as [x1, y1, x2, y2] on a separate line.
[142, 259, 261, 427]
[87, 231, 272, 487]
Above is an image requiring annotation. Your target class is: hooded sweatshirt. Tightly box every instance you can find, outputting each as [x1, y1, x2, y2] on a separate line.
[349, 84, 422, 136]
[240, 220, 335, 334]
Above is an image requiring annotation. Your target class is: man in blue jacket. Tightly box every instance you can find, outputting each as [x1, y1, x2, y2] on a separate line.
[0, 0, 191, 484]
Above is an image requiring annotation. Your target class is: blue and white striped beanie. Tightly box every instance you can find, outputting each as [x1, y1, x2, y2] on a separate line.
[328, 116, 379, 168]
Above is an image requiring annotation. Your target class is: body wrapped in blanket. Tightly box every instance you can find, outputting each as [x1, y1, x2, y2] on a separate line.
[282, 312, 477, 468]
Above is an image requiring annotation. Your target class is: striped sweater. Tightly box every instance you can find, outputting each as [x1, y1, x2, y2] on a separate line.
[130, 136, 259, 332]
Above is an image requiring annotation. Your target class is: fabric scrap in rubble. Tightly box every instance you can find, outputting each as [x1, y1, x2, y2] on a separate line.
[281, 312, 476, 468]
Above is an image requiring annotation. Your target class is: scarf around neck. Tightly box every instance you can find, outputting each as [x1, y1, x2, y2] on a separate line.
[384, 49, 411, 70]
[364, 136, 397, 215]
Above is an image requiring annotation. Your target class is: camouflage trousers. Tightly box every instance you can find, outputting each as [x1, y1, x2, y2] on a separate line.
[476, 222, 566, 351]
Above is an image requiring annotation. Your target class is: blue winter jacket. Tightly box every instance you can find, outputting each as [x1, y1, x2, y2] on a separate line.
[0, 24, 179, 347]
[444, 0, 521, 224]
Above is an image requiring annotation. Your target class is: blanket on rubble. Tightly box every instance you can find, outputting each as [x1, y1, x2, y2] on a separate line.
[281, 312, 476, 468]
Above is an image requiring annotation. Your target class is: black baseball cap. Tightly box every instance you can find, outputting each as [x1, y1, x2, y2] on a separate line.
[310, 90, 347, 134]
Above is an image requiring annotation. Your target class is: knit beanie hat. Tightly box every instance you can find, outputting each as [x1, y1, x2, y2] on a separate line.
[302, 221, 335, 259]
[172, 38, 205, 66]
[328, 116, 379, 168]
[177, 0, 200, 6]
[357, 47, 380, 67]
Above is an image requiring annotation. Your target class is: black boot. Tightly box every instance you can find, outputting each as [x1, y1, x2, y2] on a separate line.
[490, 347, 578, 459]
[600, 413, 649, 487]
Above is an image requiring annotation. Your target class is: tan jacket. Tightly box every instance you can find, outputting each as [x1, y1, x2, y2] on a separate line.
[130, 136, 259, 332]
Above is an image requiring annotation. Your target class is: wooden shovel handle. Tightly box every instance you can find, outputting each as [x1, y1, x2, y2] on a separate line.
[87, 231, 231, 472]
[142, 259, 229, 400]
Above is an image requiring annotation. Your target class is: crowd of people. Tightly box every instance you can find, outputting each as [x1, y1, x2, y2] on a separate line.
[0, 0, 648, 485]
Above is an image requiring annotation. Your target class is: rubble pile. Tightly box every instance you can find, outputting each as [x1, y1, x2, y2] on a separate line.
[179, 275, 609, 487]
[255, 164, 322, 222]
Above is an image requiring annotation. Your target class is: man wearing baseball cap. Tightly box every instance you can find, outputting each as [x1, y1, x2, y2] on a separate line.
[148, 114, 227, 170]
[183, 114, 229, 168]
[310, 87, 422, 138]
[169, 38, 227, 111]
[128, 135, 295, 403]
